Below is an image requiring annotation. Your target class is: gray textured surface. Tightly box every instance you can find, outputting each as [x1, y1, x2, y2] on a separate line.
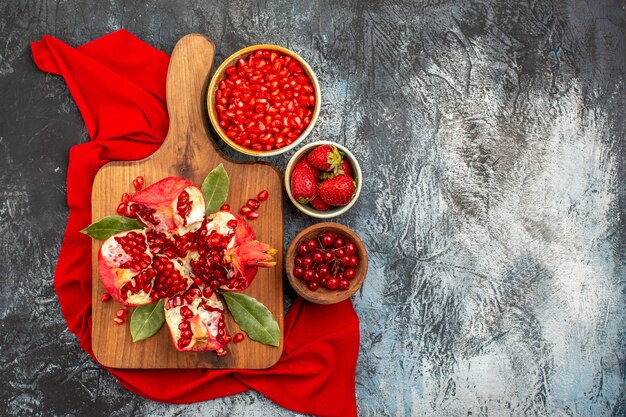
[1, 0, 625, 416]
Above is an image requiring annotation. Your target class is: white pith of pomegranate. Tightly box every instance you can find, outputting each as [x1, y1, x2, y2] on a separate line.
[97, 176, 276, 354]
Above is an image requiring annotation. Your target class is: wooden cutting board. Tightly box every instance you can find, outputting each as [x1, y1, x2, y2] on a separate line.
[91, 34, 284, 369]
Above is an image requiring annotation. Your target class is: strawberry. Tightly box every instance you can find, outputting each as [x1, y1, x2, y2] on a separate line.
[320, 158, 353, 180]
[338, 159, 353, 177]
[318, 174, 356, 206]
[306, 144, 343, 171]
[290, 159, 320, 204]
[309, 195, 332, 211]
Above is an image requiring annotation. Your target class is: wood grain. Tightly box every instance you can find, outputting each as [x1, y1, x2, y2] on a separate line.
[90, 34, 283, 369]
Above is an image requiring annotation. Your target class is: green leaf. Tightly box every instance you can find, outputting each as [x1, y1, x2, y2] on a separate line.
[220, 292, 280, 347]
[130, 300, 165, 342]
[202, 163, 229, 214]
[80, 215, 145, 240]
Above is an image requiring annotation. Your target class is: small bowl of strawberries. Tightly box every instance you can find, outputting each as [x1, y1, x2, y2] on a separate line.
[285, 140, 362, 218]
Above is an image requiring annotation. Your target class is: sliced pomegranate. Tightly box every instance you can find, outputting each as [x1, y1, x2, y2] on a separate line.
[97, 175, 277, 356]
[189, 211, 276, 292]
[127, 177, 205, 233]
[98, 230, 192, 306]
[98, 229, 154, 306]
[164, 285, 228, 352]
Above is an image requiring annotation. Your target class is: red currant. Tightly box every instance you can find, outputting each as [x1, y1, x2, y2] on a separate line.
[345, 242, 357, 255]
[320, 232, 334, 247]
[297, 243, 309, 256]
[344, 268, 356, 280]
[333, 237, 345, 248]
[312, 251, 324, 263]
[306, 239, 318, 251]
[318, 265, 330, 278]
[326, 276, 339, 290]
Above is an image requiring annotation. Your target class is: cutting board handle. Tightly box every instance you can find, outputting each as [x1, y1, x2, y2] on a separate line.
[160, 34, 216, 155]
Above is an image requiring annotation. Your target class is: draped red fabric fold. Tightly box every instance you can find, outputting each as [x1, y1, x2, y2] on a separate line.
[31, 30, 359, 417]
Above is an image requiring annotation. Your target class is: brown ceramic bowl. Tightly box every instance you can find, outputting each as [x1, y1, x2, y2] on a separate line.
[286, 222, 368, 304]
[207, 44, 321, 157]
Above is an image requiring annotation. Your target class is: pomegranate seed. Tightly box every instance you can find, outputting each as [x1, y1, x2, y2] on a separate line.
[117, 202, 127, 216]
[215, 49, 315, 151]
[233, 332, 245, 343]
[216, 347, 228, 357]
[246, 211, 259, 220]
[257, 190, 269, 201]
[220, 204, 230, 211]
[246, 198, 260, 210]
[227, 219, 238, 229]
[133, 176, 144, 191]
[113, 317, 125, 325]
[101, 293, 111, 302]
[240, 206, 252, 215]
[116, 309, 127, 319]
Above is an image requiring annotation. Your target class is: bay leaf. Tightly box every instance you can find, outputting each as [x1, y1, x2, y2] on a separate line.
[80, 215, 145, 240]
[202, 163, 229, 214]
[220, 291, 280, 347]
[130, 299, 165, 342]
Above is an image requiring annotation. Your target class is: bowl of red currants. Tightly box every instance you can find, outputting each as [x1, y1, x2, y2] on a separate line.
[207, 44, 321, 156]
[286, 222, 368, 304]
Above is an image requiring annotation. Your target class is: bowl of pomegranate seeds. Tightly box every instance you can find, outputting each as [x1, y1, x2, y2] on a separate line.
[286, 223, 368, 304]
[285, 140, 362, 218]
[208, 45, 321, 156]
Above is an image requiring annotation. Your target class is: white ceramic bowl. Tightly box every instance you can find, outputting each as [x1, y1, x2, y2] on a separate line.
[285, 140, 362, 218]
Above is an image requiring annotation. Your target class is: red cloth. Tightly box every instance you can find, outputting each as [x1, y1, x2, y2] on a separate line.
[32, 30, 359, 417]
